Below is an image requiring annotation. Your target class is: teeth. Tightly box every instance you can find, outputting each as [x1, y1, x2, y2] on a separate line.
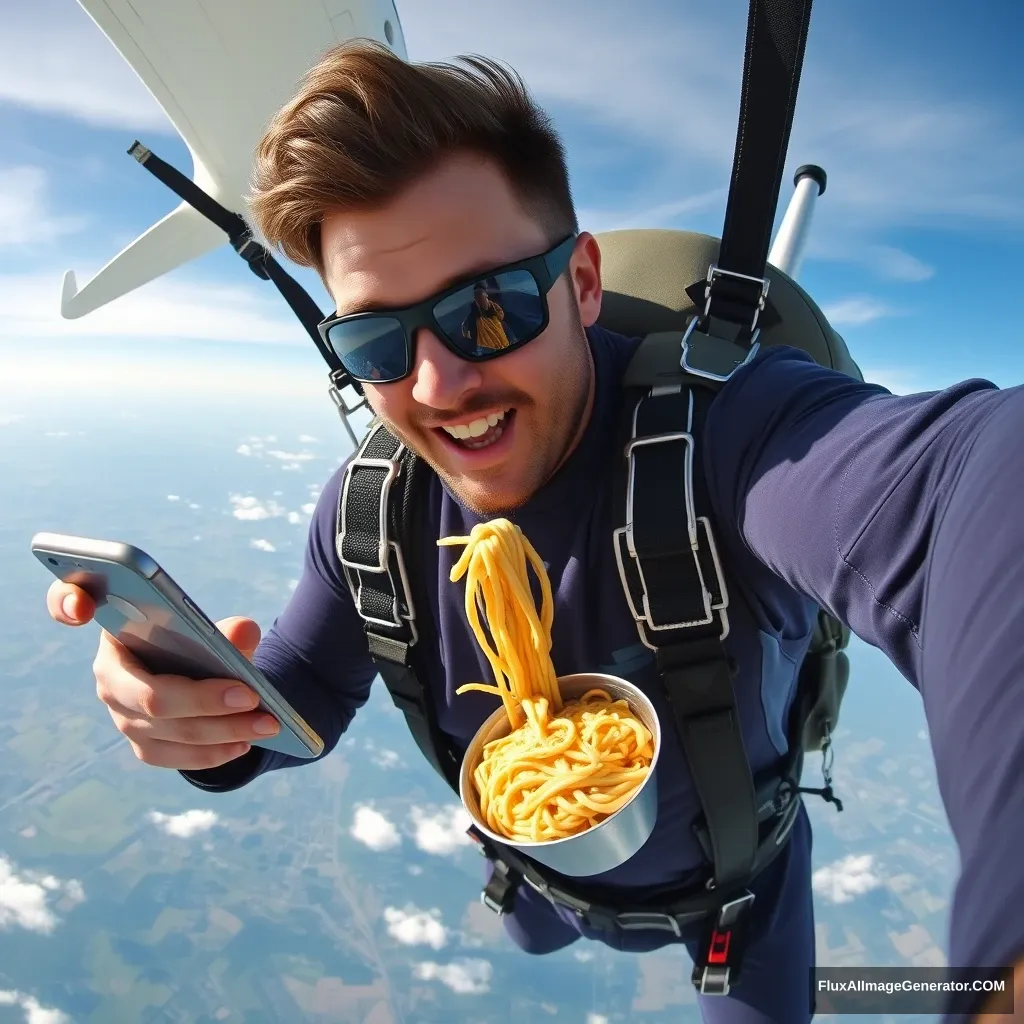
[442, 409, 507, 440]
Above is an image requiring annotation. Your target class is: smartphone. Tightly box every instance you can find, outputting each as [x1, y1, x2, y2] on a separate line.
[30, 532, 323, 760]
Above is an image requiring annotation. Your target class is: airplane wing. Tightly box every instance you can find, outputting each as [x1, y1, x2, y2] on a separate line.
[62, 0, 408, 319]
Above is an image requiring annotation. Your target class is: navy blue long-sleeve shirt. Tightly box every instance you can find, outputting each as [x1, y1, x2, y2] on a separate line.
[184, 326, 1024, 1018]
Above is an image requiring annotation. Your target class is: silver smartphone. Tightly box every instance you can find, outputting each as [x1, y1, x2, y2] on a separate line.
[31, 532, 323, 760]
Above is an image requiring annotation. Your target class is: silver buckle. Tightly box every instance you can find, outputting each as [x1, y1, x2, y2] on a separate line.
[616, 911, 683, 937]
[680, 264, 768, 383]
[702, 265, 769, 334]
[338, 453, 403, 574]
[344, 540, 419, 641]
[694, 892, 755, 996]
[480, 890, 506, 916]
[337, 428, 418, 641]
[696, 964, 732, 996]
[612, 398, 730, 649]
[328, 383, 369, 448]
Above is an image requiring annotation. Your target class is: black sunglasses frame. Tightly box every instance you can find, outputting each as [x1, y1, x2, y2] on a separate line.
[317, 234, 578, 384]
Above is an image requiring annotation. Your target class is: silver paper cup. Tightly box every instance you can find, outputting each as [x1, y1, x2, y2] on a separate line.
[459, 672, 661, 878]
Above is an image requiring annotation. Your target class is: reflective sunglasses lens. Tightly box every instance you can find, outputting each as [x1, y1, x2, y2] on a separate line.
[433, 269, 544, 356]
[325, 317, 408, 382]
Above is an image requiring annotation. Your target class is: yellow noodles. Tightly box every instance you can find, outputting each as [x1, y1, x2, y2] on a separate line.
[439, 519, 654, 843]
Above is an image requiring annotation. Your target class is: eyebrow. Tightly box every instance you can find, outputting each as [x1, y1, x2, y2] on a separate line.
[334, 254, 518, 318]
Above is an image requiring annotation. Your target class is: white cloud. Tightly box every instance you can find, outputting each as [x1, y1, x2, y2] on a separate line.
[0, 272, 304, 346]
[574, 949, 596, 963]
[0, 855, 85, 935]
[301, 502, 317, 515]
[579, 187, 727, 235]
[587, 1015, 610, 1024]
[413, 958, 492, 995]
[372, 748, 402, 769]
[267, 450, 317, 463]
[0, 414, 25, 426]
[251, 539, 276, 553]
[148, 809, 219, 838]
[167, 495, 180, 502]
[821, 296, 895, 327]
[812, 853, 883, 904]
[0, 167, 86, 247]
[866, 246, 935, 283]
[0, 0, 170, 131]
[401, 0, 1023, 264]
[350, 805, 401, 851]
[383, 905, 448, 950]
[299, 435, 319, 443]
[409, 805, 473, 856]
[0, 990, 71, 1024]
[230, 495, 287, 521]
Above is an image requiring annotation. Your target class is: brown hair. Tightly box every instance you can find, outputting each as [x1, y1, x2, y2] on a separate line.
[249, 40, 577, 275]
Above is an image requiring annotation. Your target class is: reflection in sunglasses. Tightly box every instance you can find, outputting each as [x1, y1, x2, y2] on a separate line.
[462, 291, 511, 351]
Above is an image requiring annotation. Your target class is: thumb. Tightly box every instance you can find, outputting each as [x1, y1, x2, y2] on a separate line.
[216, 616, 262, 661]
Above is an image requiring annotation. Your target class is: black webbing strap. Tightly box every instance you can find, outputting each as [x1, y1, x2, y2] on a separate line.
[126, 140, 348, 379]
[338, 423, 460, 791]
[719, 0, 814, 281]
[689, 0, 814, 354]
[613, 377, 759, 891]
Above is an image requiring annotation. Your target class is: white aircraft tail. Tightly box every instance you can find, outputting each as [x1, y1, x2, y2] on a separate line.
[65, 0, 407, 317]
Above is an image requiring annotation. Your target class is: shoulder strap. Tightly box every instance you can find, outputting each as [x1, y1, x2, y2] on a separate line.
[337, 422, 460, 792]
[616, 330, 848, 891]
[614, 339, 759, 891]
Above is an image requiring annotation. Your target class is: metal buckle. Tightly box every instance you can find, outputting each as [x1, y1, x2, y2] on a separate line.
[612, 396, 730, 648]
[338, 453, 403, 574]
[696, 964, 732, 996]
[337, 429, 418, 640]
[679, 265, 768, 383]
[480, 889, 506, 916]
[702, 264, 770, 334]
[694, 892, 755, 996]
[345, 540, 419, 640]
[680, 316, 761, 383]
[328, 381, 368, 417]
[616, 910, 684, 937]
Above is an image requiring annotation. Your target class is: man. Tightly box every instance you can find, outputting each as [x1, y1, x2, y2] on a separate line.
[46, 41, 1022, 1022]
[462, 284, 511, 351]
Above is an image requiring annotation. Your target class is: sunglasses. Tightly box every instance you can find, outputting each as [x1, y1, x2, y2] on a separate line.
[318, 235, 577, 384]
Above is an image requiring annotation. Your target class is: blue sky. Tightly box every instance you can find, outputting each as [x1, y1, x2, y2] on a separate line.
[1, 0, 1023, 403]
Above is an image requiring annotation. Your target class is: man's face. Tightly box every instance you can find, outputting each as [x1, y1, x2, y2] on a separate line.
[320, 153, 603, 516]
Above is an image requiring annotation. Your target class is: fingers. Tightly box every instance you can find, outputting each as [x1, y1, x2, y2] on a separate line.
[124, 735, 255, 771]
[46, 581, 95, 626]
[94, 644, 265, 721]
[216, 616, 262, 661]
[106, 701, 279, 748]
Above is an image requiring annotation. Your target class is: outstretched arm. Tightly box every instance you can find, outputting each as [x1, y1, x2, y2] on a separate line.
[705, 347, 1024, 1021]
[180, 460, 377, 791]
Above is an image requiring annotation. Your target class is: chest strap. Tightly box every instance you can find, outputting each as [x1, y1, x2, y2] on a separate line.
[613, 379, 760, 893]
[337, 421, 460, 791]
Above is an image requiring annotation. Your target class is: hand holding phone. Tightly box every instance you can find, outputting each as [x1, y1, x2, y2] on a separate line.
[34, 533, 323, 770]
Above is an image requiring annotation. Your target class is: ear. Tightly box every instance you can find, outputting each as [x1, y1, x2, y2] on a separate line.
[569, 232, 603, 328]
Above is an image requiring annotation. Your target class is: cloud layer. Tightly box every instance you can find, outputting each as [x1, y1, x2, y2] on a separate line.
[148, 809, 219, 838]
[812, 853, 883, 904]
[0, 855, 85, 935]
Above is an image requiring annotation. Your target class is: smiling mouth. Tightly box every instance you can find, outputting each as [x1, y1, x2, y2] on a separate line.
[436, 408, 514, 451]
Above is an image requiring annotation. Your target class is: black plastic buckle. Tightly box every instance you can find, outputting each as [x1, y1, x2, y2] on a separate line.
[691, 891, 755, 996]
[231, 232, 272, 280]
[481, 863, 518, 917]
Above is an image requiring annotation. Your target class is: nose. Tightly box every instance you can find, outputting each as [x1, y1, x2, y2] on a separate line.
[409, 328, 483, 409]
